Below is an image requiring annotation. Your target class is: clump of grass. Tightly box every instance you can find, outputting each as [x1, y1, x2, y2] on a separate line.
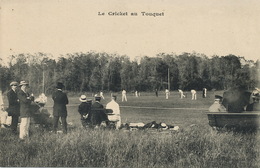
[0, 125, 259, 167]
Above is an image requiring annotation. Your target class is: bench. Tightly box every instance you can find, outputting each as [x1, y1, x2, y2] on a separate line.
[206, 111, 260, 131]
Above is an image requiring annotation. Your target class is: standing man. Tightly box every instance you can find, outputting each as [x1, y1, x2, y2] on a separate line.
[106, 95, 121, 129]
[155, 89, 158, 97]
[122, 89, 127, 102]
[100, 91, 105, 99]
[202, 88, 207, 98]
[17, 81, 34, 140]
[191, 89, 197, 100]
[7, 81, 20, 133]
[52, 82, 69, 134]
[165, 89, 169, 99]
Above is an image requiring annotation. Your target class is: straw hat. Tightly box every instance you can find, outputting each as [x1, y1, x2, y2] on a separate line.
[79, 95, 87, 102]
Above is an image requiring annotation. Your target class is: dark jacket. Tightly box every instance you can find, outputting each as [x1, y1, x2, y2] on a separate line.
[90, 101, 108, 125]
[52, 89, 69, 117]
[78, 102, 91, 115]
[17, 89, 32, 117]
[7, 89, 20, 116]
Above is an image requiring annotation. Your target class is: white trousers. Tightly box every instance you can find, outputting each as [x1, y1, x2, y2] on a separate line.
[108, 115, 121, 129]
[192, 93, 197, 100]
[166, 93, 169, 99]
[0, 110, 11, 126]
[19, 117, 30, 139]
[180, 94, 185, 99]
[122, 95, 127, 102]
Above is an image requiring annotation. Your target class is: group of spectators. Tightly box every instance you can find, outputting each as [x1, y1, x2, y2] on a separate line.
[209, 88, 260, 112]
[0, 81, 35, 140]
[0, 81, 121, 140]
[78, 94, 121, 130]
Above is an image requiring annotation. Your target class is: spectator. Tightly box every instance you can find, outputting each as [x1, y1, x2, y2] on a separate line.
[52, 82, 69, 134]
[78, 95, 92, 128]
[209, 95, 227, 112]
[35, 93, 47, 107]
[106, 95, 121, 129]
[17, 81, 34, 140]
[90, 96, 108, 128]
[246, 93, 260, 111]
[0, 90, 8, 128]
[7, 81, 20, 133]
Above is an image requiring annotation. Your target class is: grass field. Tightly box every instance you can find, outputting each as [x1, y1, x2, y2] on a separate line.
[0, 91, 259, 167]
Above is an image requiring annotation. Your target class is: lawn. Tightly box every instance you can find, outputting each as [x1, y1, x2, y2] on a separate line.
[0, 90, 259, 167]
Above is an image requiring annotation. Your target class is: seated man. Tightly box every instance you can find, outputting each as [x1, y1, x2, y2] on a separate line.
[106, 95, 121, 129]
[90, 96, 108, 128]
[209, 95, 227, 112]
[246, 93, 260, 111]
[78, 95, 92, 128]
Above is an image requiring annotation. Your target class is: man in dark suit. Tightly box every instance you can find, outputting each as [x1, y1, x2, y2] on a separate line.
[7, 81, 20, 133]
[52, 82, 69, 134]
[17, 81, 34, 140]
[90, 96, 108, 128]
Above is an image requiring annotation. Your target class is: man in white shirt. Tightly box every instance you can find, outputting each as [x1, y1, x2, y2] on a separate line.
[122, 89, 127, 102]
[106, 95, 121, 129]
[165, 89, 169, 99]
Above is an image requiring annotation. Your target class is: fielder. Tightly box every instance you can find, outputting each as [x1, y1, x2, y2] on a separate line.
[122, 89, 127, 102]
[178, 89, 185, 99]
[191, 89, 197, 100]
[165, 89, 169, 99]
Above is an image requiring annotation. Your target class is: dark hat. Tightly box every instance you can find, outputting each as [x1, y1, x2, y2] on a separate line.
[56, 82, 64, 89]
[95, 96, 101, 101]
[215, 95, 222, 100]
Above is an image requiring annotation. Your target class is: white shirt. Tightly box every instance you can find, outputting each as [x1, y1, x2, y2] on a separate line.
[106, 100, 120, 121]
[122, 90, 126, 95]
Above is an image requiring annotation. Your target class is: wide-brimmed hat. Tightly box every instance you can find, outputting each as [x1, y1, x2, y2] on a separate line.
[10, 81, 18, 86]
[79, 95, 87, 102]
[56, 82, 64, 89]
[19, 81, 29, 86]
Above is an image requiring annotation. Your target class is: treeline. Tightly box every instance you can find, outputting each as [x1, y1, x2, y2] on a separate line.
[0, 52, 258, 94]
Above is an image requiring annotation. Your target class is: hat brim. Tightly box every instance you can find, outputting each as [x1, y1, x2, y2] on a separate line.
[19, 83, 29, 86]
[79, 98, 87, 102]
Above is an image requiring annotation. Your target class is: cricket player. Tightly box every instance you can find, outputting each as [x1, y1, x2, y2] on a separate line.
[122, 89, 127, 102]
[165, 89, 169, 99]
[191, 89, 197, 100]
[178, 89, 185, 99]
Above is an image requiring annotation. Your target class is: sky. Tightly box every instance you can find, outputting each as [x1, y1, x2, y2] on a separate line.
[1, 0, 260, 63]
